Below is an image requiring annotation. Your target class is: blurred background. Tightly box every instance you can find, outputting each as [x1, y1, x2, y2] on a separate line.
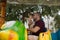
[0, 0, 60, 40]
[0, 0, 60, 32]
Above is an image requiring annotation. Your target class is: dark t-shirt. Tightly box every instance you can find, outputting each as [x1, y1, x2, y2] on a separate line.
[32, 20, 47, 36]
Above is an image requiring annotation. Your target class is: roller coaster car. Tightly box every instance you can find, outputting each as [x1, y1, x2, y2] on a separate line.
[39, 30, 52, 40]
[0, 21, 27, 40]
[0, 30, 18, 40]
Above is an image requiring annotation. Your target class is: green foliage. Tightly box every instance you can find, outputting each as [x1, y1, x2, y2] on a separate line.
[54, 15, 60, 28]
[6, 4, 38, 21]
[50, 6, 59, 13]
[42, 6, 52, 16]
[42, 6, 60, 29]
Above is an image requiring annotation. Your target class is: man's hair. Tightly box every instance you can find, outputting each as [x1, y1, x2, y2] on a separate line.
[29, 13, 33, 16]
[34, 12, 41, 18]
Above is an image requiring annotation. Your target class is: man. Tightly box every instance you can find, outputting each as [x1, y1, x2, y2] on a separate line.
[28, 12, 47, 40]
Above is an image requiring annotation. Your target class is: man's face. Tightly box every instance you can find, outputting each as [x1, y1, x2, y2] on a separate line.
[33, 14, 37, 20]
[33, 13, 40, 21]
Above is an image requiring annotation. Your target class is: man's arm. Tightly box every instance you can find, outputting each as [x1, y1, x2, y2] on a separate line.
[28, 26, 40, 33]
